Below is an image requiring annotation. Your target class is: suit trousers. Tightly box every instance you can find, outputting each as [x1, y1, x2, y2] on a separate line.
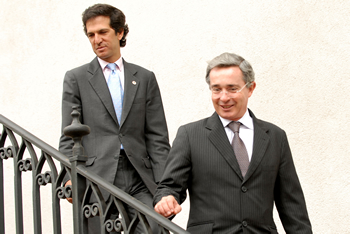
[88, 151, 160, 234]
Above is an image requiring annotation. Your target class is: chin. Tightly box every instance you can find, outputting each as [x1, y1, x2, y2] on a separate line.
[221, 112, 241, 121]
[220, 113, 234, 120]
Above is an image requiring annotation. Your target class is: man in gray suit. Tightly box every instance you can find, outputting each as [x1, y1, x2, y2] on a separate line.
[154, 52, 312, 233]
[59, 4, 170, 233]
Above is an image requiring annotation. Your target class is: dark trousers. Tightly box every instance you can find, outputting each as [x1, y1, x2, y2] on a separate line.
[88, 151, 160, 233]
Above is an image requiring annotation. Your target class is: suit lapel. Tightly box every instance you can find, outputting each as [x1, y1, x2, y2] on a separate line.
[243, 110, 270, 182]
[87, 58, 120, 126]
[120, 59, 139, 127]
[207, 113, 243, 179]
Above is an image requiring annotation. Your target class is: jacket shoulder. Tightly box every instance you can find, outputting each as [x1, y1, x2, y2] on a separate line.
[64, 59, 100, 83]
[123, 61, 156, 81]
[256, 118, 284, 130]
[68, 63, 90, 73]
[249, 109, 285, 133]
[125, 61, 152, 73]
[253, 115, 288, 140]
[179, 116, 213, 133]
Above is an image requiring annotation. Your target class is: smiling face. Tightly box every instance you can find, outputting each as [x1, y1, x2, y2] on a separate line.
[86, 15, 123, 63]
[210, 66, 256, 121]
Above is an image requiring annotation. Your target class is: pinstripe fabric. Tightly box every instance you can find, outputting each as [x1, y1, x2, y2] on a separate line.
[154, 110, 312, 234]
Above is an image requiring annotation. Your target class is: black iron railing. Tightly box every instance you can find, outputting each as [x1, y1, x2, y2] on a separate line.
[0, 110, 188, 234]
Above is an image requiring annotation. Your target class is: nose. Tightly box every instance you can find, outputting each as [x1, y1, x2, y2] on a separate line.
[219, 91, 231, 101]
[94, 34, 102, 45]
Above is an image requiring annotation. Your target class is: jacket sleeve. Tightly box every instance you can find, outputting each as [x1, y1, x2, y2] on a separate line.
[154, 125, 191, 206]
[274, 131, 313, 233]
[59, 70, 82, 184]
[144, 72, 170, 183]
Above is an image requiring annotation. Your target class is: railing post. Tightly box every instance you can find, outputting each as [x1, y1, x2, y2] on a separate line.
[63, 107, 90, 234]
[0, 132, 5, 234]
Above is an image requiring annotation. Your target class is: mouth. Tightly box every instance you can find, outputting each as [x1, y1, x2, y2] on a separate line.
[220, 104, 234, 110]
[96, 46, 106, 51]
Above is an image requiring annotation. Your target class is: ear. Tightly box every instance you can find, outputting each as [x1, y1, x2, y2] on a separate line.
[117, 29, 124, 40]
[248, 81, 256, 98]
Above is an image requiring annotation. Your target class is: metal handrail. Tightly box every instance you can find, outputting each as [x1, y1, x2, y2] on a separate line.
[77, 165, 186, 233]
[0, 113, 189, 234]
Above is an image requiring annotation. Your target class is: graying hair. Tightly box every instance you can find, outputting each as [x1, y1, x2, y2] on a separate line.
[205, 52, 255, 87]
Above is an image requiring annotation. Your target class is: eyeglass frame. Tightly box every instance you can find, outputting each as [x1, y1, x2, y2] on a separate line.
[210, 82, 251, 98]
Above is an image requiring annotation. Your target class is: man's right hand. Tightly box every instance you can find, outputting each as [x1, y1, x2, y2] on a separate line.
[64, 180, 73, 203]
[154, 195, 182, 218]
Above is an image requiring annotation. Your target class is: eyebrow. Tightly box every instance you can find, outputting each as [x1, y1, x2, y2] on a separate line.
[210, 84, 239, 88]
[87, 28, 110, 35]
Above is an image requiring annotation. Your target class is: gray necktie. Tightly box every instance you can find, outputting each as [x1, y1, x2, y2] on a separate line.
[229, 122, 250, 177]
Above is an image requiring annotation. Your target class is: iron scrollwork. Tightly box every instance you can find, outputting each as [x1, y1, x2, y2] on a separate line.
[36, 171, 52, 186]
[56, 185, 73, 200]
[0, 146, 15, 160]
[83, 203, 100, 218]
[17, 158, 32, 172]
[0, 113, 189, 234]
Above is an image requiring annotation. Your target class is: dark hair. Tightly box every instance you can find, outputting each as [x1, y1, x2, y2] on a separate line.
[82, 4, 129, 47]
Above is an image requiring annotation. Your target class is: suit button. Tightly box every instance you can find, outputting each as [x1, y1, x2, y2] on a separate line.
[241, 186, 247, 193]
[242, 221, 248, 227]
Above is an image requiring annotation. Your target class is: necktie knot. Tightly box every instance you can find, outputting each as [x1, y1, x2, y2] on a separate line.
[107, 63, 117, 72]
[228, 121, 241, 133]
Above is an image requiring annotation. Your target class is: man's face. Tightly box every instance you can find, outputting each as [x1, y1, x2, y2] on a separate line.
[210, 66, 256, 121]
[86, 15, 123, 63]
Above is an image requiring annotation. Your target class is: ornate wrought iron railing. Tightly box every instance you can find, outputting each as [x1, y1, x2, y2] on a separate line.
[0, 110, 188, 234]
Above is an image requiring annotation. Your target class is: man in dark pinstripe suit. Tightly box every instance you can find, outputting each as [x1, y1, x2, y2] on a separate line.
[154, 53, 312, 233]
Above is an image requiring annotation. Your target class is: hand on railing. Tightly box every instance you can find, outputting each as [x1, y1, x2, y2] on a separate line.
[154, 195, 182, 218]
[64, 180, 73, 203]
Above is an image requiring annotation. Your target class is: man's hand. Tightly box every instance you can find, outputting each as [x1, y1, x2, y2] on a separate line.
[64, 180, 73, 203]
[154, 195, 182, 218]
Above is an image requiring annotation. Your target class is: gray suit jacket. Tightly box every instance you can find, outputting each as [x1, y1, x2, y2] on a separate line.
[154, 110, 312, 234]
[59, 57, 170, 198]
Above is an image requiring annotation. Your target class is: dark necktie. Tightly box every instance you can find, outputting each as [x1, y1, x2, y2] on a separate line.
[228, 121, 250, 177]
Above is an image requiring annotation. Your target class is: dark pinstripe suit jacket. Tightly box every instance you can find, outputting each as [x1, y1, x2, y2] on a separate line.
[59, 57, 170, 199]
[154, 110, 312, 234]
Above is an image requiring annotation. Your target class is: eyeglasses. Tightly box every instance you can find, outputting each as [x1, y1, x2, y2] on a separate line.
[211, 82, 250, 98]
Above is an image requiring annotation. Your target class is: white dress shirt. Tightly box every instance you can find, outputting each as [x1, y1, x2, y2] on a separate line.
[219, 109, 254, 161]
[98, 57, 125, 149]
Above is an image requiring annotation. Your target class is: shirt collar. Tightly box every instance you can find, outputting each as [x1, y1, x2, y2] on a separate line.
[218, 109, 254, 129]
[97, 56, 124, 72]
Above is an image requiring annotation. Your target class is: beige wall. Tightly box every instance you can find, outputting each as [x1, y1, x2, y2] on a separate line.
[1, 0, 349, 233]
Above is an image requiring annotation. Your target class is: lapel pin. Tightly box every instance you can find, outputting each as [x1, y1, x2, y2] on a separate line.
[132, 81, 137, 85]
